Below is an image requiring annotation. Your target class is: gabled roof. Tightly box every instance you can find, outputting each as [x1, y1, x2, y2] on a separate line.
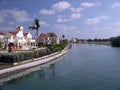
[38, 32, 58, 39]
[8, 32, 29, 36]
[0, 32, 5, 36]
[23, 33, 28, 36]
[9, 32, 18, 35]
[39, 33, 48, 37]
[47, 32, 57, 37]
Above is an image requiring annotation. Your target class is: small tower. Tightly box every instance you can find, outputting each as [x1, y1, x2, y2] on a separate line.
[16, 26, 24, 33]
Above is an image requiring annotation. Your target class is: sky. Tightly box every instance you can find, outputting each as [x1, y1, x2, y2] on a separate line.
[0, 0, 120, 39]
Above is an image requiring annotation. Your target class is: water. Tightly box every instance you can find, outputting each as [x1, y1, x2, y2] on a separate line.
[1, 44, 120, 90]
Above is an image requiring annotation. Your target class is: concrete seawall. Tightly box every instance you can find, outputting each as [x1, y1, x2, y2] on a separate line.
[0, 49, 68, 75]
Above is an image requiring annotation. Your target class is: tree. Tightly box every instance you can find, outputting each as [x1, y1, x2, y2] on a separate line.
[62, 34, 66, 43]
[62, 34, 65, 39]
[29, 18, 40, 39]
[111, 36, 120, 47]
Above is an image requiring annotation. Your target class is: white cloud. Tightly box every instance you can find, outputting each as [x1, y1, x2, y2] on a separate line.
[111, 3, 120, 8]
[71, 13, 81, 19]
[53, 24, 79, 38]
[93, 26, 110, 31]
[80, 2, 100, 8]
[0, 9, 31, 23]
[39, 9, 55, 15]
[8, 21, 14, 25]
[114, 22, 120, 26]
[53, 24, 76, 31]
[70, 7, 84, 13]
[7, 9, 31, 22]
[0, 10, 7, 23]
[85, 15, 109, 25]
[57, 18, 68, 23]
[52, 1, 71, 12]
[57, 15, 69, 23]
[40, 21, 50, 26]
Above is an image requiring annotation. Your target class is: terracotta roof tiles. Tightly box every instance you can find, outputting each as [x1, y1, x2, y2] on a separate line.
[9, 32, 18, 35]
[0, 32, 5, 35]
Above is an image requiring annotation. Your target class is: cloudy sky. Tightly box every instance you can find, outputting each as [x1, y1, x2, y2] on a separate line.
[0, 0, 120, 39]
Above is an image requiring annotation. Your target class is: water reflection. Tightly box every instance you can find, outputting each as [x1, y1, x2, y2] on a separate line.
[38, 69, 45, 79]
[0, 66, 41, 85]
[6, 73, 34, 85]
[0, 85, 2, 90]
[0, 55, 64, 85]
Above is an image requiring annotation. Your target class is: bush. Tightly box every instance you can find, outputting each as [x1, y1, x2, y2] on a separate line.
[0, 42, 68, 64]
[111, 37, 120, 47]
[47, 42, 68, 52]
[38, 42, 45, 47]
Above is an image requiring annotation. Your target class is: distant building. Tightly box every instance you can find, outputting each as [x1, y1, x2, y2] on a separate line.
[70, 38, 88, 44]
[0, 26, 36, 50]
[70, 38, 78, 43]
[37, 32, 60, 45]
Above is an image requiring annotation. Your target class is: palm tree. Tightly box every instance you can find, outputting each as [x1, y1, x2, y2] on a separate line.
[29, 18, 40, 48]
[62, 34, 65, 39]
[29, 18, 40, 39]
[62, 34, 65, 42]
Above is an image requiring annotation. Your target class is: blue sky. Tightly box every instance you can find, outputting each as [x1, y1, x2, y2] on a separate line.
[0, 0, 120, 39]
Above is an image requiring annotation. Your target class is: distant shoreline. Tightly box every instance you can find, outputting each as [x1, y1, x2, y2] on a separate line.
[88, 41, 111, 45]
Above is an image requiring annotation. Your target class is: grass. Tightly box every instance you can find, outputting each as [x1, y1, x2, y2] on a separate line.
[89, 41, 111, 45]
[0, 64, 14, 70]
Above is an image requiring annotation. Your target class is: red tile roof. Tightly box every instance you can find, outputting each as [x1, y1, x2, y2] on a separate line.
[0, 32, 5, 35]
[47, 32, 57, 37]
[9, 32, 18, 35]
[23, 33, 28, 36]
[40, 33, 48, 37]
[8, 32, 28, 36]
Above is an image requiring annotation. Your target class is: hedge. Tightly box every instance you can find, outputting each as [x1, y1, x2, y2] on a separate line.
[0, 42, 67, 64]
[0, 48, 52, 63]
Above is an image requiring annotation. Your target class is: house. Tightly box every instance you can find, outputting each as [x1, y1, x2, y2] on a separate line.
[0, 26, 36, 50]
[37, 32, 60, 45]
[0, 32, 5, 42]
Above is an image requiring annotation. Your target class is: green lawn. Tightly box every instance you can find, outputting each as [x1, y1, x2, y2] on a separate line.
[89, 41, 111, 45]
[0, 64, 14, 70]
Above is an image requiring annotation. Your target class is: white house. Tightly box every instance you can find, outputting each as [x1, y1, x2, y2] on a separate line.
[0, 26, 36, 50]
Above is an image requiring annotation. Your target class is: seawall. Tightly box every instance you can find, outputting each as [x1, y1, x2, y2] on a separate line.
[0, 48, 68, 76]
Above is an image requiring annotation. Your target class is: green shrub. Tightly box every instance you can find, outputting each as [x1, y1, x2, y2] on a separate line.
[47, 42, 68, 52]
[111, 37, 120, 47]
[0, 42, 68, 64]
[38, 42, 45, 47]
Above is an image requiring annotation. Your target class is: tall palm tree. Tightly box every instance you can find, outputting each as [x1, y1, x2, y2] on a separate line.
[62, 34, 65, 39]
[29, 18, 40, 39]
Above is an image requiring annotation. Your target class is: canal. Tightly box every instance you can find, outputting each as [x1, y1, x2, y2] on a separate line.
[1, 44, 120, 90]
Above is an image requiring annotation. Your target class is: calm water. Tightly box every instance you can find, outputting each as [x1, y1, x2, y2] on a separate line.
[1, 44, 120, 90]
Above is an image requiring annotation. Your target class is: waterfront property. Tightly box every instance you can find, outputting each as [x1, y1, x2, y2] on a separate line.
[36, 32, 60, 46]
[0, 26, 36, 50]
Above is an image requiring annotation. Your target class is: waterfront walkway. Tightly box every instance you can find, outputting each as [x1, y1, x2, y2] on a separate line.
[0, 48, 68, 75]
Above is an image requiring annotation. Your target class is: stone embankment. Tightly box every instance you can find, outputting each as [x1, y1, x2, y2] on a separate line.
[0, 48, 68, 75]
